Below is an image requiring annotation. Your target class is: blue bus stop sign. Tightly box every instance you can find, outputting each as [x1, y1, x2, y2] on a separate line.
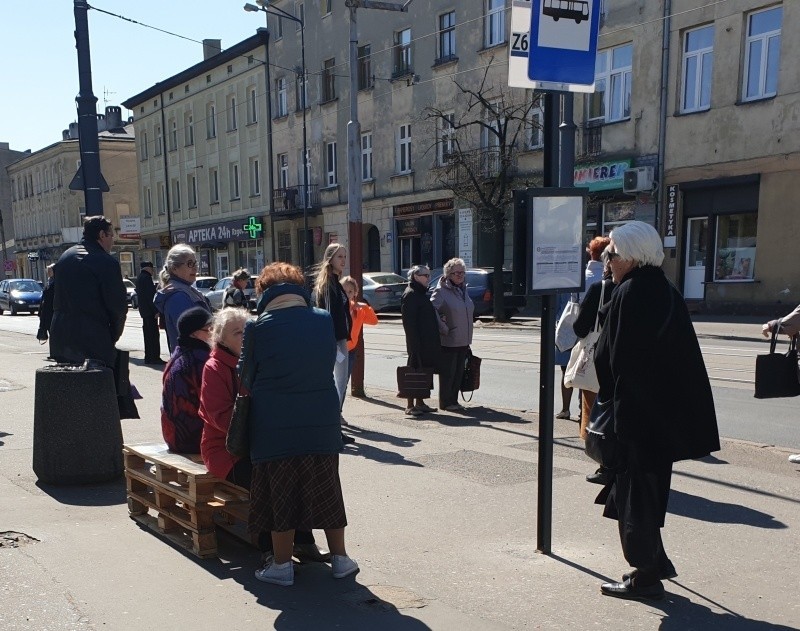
[527, 0, 601, 91]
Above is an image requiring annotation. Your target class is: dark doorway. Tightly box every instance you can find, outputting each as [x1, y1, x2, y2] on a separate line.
[366, 225, 380, 271]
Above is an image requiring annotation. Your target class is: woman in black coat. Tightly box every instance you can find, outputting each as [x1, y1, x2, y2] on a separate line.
[400, 265, 441, 416]
[593, 221, 719, 602]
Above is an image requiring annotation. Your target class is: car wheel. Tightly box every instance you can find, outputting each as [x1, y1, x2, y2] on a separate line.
[9, 304, 17, 316]
[31, 310, 37, 316]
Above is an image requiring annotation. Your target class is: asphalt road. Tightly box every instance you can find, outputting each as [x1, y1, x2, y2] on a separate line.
[2, 308, 795, 450]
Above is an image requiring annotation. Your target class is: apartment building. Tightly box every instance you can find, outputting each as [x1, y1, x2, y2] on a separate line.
[7, 108, 139, 280]
[0, 142, 28, 277]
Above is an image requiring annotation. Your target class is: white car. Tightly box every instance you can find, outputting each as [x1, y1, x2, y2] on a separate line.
[206, 276, 256, 311]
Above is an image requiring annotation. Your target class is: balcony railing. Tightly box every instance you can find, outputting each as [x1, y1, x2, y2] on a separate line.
[577, 124, 602, 159]
[272, 184, 320, 215]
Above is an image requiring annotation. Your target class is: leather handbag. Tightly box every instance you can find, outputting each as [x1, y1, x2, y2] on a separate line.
[460, 350, 482, 401]
[754, 325, 800, 399]
[584, 397, 621, 471]
[397, 366, 434, 398]
[226, 323, 255, 458]
[564, 282, 605, 392]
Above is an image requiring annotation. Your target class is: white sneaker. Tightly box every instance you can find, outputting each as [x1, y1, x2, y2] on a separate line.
[789, 454, 800, 464]
[255, 560, 294, 586]
[331, 555, 359, 579]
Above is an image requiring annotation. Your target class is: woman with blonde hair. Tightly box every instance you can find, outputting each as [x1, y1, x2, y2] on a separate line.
[312, 244, 354, 442]
[154, 244, 210, 353]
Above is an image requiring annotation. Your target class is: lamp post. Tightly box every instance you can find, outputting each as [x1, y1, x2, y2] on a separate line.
[244, 1, 311, 271]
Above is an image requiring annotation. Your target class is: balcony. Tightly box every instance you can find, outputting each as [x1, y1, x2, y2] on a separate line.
[440, 148, 516, 184]
[272, 184, 320, 216]
[577, 124, 602, 159]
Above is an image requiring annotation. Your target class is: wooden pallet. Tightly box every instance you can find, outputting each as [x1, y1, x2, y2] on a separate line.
[123, 442, 252, 558]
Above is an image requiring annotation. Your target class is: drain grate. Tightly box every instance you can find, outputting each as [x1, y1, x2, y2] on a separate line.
[0, 531, 40, 548]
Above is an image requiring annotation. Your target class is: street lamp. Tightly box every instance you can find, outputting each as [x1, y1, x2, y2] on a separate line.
[244, 1, 311, 271]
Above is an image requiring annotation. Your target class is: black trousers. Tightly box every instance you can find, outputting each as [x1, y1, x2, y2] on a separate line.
[439, 346, 469, 408]
[142, 314, 161, 361]
[227, 457, 315, 552]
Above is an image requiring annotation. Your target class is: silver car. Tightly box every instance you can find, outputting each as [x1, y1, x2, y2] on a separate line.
[206, 276, 256, 311]
[194, 276, 219, 296]
[361, 272, 407, 312]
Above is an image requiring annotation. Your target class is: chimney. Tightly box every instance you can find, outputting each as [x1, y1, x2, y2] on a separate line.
[68, 123, 79, 139]
[105, 106, 123, 129]
[203, 39, 222, 60]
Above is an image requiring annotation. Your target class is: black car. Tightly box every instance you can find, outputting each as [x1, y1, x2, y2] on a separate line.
[0, 278, 43, 315]
[429, 268, 525, 319]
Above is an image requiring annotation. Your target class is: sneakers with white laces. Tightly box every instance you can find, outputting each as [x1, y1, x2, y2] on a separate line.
[255, 560, 294, 586]
[331, 555, 359, 579]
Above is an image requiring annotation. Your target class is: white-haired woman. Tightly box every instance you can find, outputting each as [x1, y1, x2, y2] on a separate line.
[431, 257, 474, 412]
[312, 243, 354, 443]
[593, 221, 719, 602]
[154, 244, 211, 353]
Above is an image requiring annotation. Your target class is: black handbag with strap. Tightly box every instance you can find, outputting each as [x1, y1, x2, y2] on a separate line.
[460, 350, 482, 401]
[226, 323, 255, 458]
[754, 325, 800, 399]
[584, 397, 622, 470]
[397, 366, 434, 398]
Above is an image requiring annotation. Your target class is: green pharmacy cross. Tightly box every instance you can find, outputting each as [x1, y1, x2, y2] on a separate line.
[243, 216, 263, 239]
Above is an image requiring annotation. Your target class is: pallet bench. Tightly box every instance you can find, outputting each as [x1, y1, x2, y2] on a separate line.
[123, 442, 253, 558]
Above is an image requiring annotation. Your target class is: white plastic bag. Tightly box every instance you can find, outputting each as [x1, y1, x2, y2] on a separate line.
[555, 299, 580, 352]
[564, 281, 606, 392]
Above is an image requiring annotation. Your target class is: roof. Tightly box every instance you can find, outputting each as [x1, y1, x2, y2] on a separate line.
[122, 31, 267, 109]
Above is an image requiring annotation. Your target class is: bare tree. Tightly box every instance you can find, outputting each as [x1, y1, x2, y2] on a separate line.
[422, 62, 542, 321]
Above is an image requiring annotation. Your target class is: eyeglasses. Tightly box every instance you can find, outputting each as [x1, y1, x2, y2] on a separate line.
[450, 270, 465, 276]
[185, 259, 198, 268]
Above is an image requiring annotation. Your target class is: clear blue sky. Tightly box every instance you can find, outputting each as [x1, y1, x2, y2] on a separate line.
[1, 1, 263, 153]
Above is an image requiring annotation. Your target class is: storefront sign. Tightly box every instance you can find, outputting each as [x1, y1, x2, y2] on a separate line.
[458, 208, 473, 267]
[393, 198, 454, 217]
[119, 216, 141, 239]
[664, 185, 678, 248]
[172, 217, 265, 246]
[574, 159, 632, 192]
[398, 218, 420, 237]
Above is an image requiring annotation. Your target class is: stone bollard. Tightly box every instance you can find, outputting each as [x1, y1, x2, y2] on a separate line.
[33, 363, 123, 485]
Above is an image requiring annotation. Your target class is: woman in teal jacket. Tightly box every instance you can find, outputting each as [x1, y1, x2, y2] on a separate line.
[241, 262, 358, 587]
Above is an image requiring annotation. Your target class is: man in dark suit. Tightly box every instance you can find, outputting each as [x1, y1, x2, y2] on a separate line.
[136, 261, 163, 365]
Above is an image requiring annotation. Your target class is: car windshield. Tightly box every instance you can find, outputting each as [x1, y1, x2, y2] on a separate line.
[195, 278, 218, 289]
[10, 281, 40, 292]
[367, 274, 406, 285]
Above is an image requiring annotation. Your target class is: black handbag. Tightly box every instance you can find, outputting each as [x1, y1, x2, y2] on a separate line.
[397, 366, 434, 398]
[754, 325, 800, 399]
[584, 397, 622, 470]
[460, 350, 482, 401]
[113, 350, 140, 420]
[226, 323, 255, 458]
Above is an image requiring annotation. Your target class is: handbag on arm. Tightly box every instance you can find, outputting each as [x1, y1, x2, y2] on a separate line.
[564, 281, 606, 392]
[226, 323, 255, 458]
[754, 324, 800, 399]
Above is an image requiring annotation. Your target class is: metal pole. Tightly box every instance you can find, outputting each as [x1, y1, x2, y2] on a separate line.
[73, 0, 104, 216]
[258, 28, 275, 263]
[300, 24, 311, 272]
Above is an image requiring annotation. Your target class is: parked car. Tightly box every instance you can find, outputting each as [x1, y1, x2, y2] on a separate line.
[361, 272, 407, 312]
[122, 278, 138, 308]
[428, 268, 525, 319]
[205, 276, 257, 311]
[0, 278, 43, 315]
[193, 276, 219, 296]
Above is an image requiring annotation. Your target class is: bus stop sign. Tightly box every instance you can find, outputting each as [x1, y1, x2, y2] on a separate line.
[527, 0, 601, 92]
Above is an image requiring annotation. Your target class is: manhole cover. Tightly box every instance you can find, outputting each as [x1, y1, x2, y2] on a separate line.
[0, 531, 39, 548]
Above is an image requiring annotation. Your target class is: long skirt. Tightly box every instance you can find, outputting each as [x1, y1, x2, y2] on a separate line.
[249, 454, 347, 534]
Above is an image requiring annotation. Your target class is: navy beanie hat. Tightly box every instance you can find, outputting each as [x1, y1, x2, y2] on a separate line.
[177, 306, 212, 339]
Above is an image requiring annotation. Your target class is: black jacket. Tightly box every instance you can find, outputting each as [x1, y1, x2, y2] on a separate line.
[573, 278, 615, 339]
[314, 275, 352, 342]
[401, 279, 442, 370]
[37, 278, 55, 337]
[136, 269, 157, 318]
[594, 265, 719, 463]
[50, 239, 128, 367]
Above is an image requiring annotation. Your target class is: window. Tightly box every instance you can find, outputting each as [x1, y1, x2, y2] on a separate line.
[321, 59, 336, 102]
[230, 162, 240, 199]
[296, 71, 309, 110]
[172, 179, 181, 211]
[296, 3, 304, 30]
[743, 6, 782, 101]
[154, 124, 163, 156]
[227, 95, 237, 131]
[325, 141, 337, 186]
[169, 119, 178, 151]
[681, 25, 714, 113]
[144, 187, 152, 218]
[156, 182, 166, 215]
[393, 28, 412, 77]
[485, 0, 506, 48]
[278, 153, 289, 189]
[274, 13, 283, 39]
[358, 45, 373, 90]
[140, 131, 148, 160]
[184, 113, 194, 146]
[438, 113, 455, 165]
[321, 0, 331, 16]
[588, 43, 632, 122]
[529, 101, 544, 149]
[361, 132, 373, 180]
[249, 158, 261, 196]
[438, 11, 456, 62]
[209, 168, 219, 203]
[482, 102, 502, 150]
[276, 77, 288, 117]
[396, 124, 412, 174]
[714, 213, 757, 281]
[188, 173, 198, 208]
[247, 86, 258, 124]
[278, 230, 292, 263]
[206, 103, 217, 138]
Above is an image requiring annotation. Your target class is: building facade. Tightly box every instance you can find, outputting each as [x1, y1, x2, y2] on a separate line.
[0, 142, 28, 278]
[7, 108, 139, 280]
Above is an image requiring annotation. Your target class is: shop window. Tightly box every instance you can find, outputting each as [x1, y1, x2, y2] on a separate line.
[714, 213, 757, 281]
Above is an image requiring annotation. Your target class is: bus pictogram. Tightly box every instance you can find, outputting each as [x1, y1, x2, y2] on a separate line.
[542, 0, 590, 24]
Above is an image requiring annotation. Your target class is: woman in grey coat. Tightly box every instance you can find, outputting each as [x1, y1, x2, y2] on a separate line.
[431, 258, 474, 412]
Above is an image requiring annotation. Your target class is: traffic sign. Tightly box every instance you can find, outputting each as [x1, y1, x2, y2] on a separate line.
[527, 0, 601, 92]
[508, 0, 538, 89]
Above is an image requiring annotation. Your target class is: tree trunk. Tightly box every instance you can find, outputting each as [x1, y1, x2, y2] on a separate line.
[492, 212, 506, 322]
